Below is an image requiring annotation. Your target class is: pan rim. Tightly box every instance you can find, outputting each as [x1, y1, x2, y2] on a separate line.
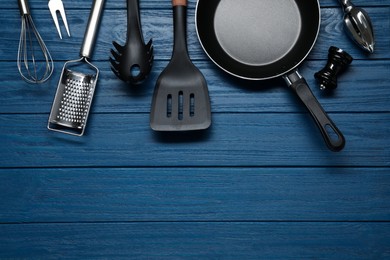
[195, 0, 321, 81]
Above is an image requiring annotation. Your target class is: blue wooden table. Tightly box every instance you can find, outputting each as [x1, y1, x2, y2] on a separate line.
[1, 0, 389, 258]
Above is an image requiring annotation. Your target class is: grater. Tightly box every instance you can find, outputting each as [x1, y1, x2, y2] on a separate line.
[48, 0, 105, 136]
[48, 65, 97, 135]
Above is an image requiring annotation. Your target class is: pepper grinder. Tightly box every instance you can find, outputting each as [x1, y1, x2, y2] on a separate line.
[315, 46, 353, 91]
[338, 0, 375, 53]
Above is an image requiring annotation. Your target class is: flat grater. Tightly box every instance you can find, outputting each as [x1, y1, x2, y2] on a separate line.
[48, 0, 105, 136]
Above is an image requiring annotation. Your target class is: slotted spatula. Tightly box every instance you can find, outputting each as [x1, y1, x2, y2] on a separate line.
[150, 0, 211, 131]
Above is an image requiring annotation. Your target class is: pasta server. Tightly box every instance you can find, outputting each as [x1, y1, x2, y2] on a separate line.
[110, 0, 153, 85]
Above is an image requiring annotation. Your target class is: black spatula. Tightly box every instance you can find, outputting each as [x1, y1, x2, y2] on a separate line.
[150, 0, 211, 131]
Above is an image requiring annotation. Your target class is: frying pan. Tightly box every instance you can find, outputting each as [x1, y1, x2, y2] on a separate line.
[196, 0, 345, 151]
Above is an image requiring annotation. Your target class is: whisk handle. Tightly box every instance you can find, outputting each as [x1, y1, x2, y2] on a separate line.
[80, 0, 106, 59]
[18, 0, 30, 15]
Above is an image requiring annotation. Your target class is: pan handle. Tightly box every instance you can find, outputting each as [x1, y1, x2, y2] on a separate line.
[284, 71, 346, 152]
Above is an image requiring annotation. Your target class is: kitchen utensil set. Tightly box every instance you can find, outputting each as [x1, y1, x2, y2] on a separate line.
[15, 0, 377, 151]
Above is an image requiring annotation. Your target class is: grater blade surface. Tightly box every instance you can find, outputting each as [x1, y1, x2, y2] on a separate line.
[48, 68, 97, 136]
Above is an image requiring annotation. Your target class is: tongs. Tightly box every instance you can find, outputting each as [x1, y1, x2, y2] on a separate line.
[338, 0, 375, 53]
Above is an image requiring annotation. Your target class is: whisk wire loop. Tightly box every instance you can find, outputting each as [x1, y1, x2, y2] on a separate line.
[17, 14, 54, 84]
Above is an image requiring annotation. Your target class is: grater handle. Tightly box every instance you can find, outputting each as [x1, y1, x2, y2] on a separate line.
[80, 0, 106, 59]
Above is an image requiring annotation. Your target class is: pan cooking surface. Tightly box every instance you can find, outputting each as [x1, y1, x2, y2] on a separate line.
[196, 0, 320, 79]
[214, 0, 302, 66]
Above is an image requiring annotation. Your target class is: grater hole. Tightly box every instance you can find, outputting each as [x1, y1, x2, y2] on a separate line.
[56, 78, 93, 126]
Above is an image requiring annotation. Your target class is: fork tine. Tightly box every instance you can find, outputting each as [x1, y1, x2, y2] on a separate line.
[48, 4, 62, 39]
[58, 5, 70, 37]
[48, 0, 70, 38]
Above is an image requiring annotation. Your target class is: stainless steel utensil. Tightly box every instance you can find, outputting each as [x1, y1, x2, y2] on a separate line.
[339, 0, 375, 53]
[48, 0, 105, 136]
[48, 0, 70, 39]
[17, 0, 54, 84]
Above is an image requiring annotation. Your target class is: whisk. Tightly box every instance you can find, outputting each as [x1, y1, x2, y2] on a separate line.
[17, 0, 54, 84]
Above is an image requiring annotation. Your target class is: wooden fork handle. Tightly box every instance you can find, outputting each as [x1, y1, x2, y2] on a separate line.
[172, 0, 187, 6]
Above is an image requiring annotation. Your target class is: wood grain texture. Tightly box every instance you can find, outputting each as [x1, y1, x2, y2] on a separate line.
[1, 168, 389, 223]
[0, 8, 389, 62]
[1, 222, 389, 259]
[0, 113, 388, 167]
[0, 0, 388, 9]
[0, 60, 389, 114]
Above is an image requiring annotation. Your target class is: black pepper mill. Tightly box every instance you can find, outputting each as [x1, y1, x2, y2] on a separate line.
[315, 46, 353, 91]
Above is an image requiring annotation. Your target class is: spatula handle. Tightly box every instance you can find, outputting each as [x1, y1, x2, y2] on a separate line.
[172, 0, 187, 6]
[171, 0, 189, 59]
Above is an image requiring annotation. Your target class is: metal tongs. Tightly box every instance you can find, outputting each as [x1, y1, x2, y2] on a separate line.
[48, 0, 70, 39]
[338, 0, 375, 53]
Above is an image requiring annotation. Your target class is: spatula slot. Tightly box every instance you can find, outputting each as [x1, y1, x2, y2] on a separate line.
[190, 93, 195, 117]
[178, 91, 184, 120]
[167, 94, 172, 118]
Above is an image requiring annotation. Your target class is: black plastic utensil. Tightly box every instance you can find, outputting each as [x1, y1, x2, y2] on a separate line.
[110, 0, 153, 85]
[150, 0, 211, 131]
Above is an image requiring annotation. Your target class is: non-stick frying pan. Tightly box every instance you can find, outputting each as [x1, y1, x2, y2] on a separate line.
[196, 0, 346, 151]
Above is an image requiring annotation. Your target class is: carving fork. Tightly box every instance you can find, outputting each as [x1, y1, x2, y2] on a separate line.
[48, 0, 70, 39]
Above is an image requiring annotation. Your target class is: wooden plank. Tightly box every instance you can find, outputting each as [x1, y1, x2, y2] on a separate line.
[1, 0, 388, 9]
[0, 168, 389, 223]
[1, 8, 389, 62]
[0, 113, 388, 168]
[0, 222, 389, 259]
[0, 60, 389, 114]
